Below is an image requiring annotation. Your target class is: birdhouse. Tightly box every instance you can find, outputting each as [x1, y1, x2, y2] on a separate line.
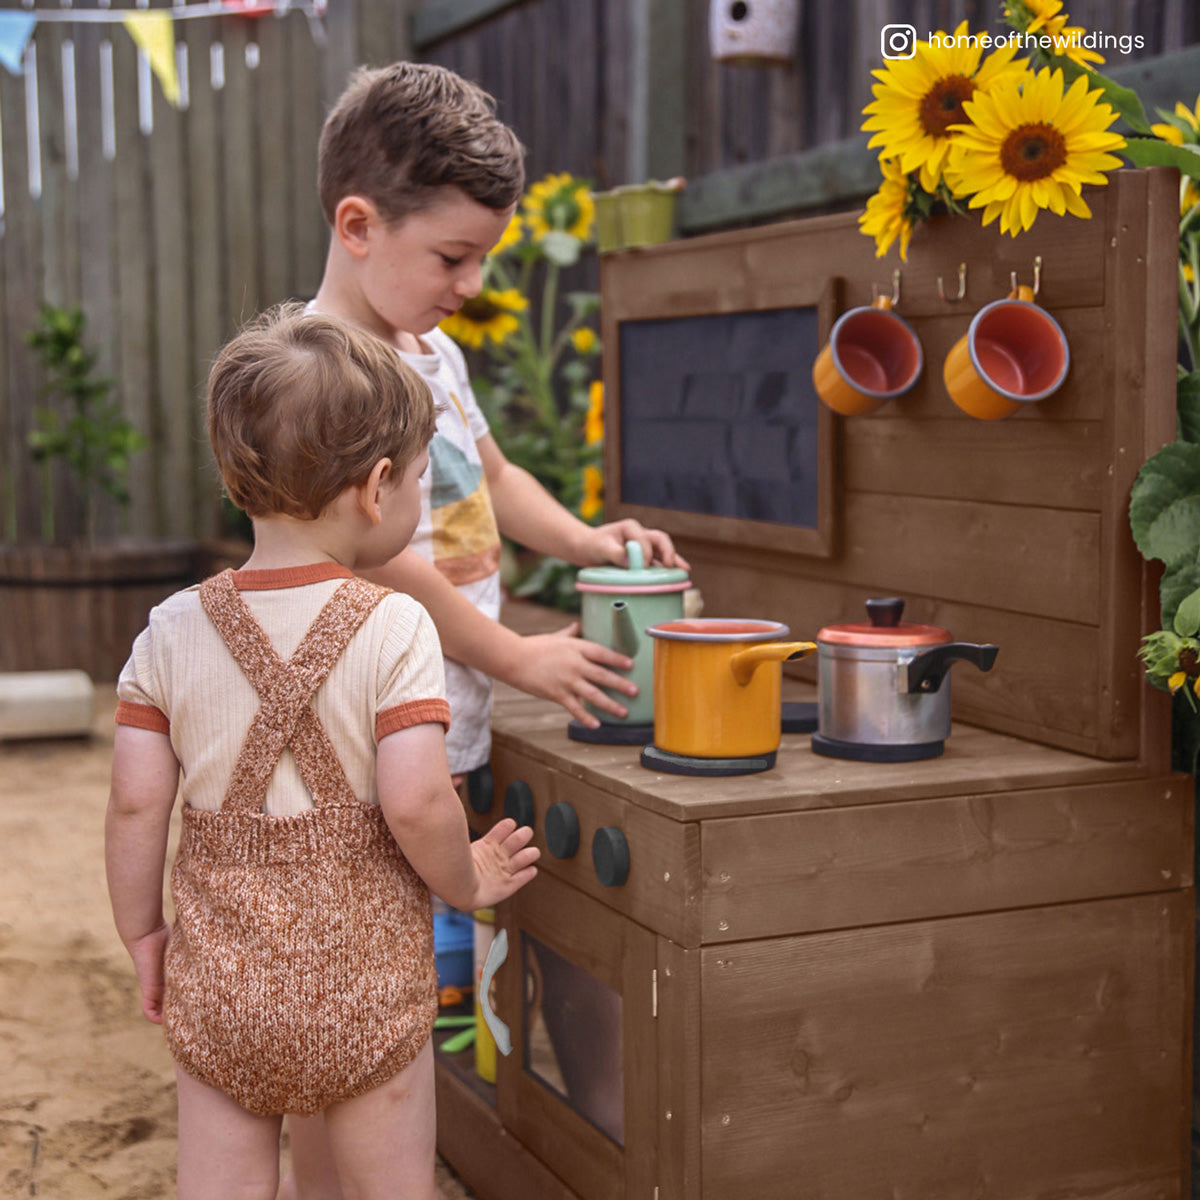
[709, 0, 800, 64]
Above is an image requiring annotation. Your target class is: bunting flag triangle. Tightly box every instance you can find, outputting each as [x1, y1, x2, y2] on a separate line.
[0, 12, 36, 77]
[122, 12, 180, 106]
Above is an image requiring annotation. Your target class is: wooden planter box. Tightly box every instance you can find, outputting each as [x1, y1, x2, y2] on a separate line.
[0, 541, 200, 682]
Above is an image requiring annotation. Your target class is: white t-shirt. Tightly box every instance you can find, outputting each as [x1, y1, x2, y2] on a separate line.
[399, 327, 502, 775]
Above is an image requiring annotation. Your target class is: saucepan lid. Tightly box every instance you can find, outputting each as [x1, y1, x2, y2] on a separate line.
[818, 598, 951, 648]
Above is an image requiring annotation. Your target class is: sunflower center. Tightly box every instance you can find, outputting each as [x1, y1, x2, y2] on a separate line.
[460, 295, 501, 323]
[919, 75, 976, 137]
[999, 123, 1068, 180]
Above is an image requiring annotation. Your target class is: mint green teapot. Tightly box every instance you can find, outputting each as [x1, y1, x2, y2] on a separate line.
[575, 541, 690, 726]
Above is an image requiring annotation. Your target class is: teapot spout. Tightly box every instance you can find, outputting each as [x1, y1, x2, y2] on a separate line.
[611, 601, 640, 658]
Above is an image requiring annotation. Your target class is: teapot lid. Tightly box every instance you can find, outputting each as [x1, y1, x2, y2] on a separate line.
[575, 540, 690, 593]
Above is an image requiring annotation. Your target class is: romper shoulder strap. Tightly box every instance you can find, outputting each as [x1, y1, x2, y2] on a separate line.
[199, 570, 389, 814]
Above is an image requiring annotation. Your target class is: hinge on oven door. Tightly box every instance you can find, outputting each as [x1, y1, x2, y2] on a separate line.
[652, 968, 658, 1017]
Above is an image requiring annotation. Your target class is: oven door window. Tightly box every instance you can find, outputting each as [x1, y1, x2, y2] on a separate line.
[523, 933, 624, 1145]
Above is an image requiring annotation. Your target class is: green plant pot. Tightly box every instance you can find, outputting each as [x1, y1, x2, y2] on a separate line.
[594, 183, 680, 253]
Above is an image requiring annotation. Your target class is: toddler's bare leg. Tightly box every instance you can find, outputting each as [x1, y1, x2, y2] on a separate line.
[279, 1114, 345, 1200]
[323, 1039, 439, 1200]
[175, 1065, 283, 1200]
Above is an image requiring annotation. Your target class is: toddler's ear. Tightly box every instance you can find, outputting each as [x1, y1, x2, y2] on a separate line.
[335, 195, 379, 257]
[355, 458, 393, 525]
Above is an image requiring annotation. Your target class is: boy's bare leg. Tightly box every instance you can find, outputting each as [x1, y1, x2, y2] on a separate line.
[175, 1065, 283, 1200]
[324, 1039, 440, 1200]
[278, 1114, 345, 1200]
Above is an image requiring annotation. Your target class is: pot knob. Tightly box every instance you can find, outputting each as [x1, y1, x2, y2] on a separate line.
[545, 801, 580, 859]
[866, 597, 905, 627]
[593, 827, 630, 888]
[466, 765, 495, 814]
[503, 780, 536, 830]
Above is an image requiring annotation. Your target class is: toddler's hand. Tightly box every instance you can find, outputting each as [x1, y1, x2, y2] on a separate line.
[582, 519, 690, 572]
[469, 818, 540, 908]
[127, 922, 170, 1024]
[511, 624, 638, 727]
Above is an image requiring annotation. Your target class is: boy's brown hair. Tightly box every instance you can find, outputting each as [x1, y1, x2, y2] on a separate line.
[207, 304, 437, 520]
[318, 61, 525, 226]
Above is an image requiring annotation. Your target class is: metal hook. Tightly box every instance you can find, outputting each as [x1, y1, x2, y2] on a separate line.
[871, 269, 902, 306]
[938, 262, 967, 302]
[1011, 256, 1043, 298]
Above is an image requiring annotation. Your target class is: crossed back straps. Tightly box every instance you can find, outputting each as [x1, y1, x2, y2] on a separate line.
[198, 570, 388, 815]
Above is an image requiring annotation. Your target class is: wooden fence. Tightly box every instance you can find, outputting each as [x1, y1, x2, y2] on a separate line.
[2, 0, 1197, 545]
[0, 0, 401, 546]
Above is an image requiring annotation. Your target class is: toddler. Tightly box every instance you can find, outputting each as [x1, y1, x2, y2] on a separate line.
[105, 305, 539, 1200]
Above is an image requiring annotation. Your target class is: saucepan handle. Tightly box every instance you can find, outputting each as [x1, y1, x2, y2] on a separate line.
[906, 643, 999, 694]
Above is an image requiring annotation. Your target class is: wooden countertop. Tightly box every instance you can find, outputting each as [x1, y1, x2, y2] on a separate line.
[494, 601, 1163, 823]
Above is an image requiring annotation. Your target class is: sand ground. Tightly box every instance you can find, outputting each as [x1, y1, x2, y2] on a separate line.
[0, 688, 473, 1199]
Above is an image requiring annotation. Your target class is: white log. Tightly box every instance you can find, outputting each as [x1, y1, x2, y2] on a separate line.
[0, 671, 95, 740]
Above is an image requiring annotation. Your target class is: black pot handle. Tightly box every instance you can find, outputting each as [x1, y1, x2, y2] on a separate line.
[906, 643, 999, 694]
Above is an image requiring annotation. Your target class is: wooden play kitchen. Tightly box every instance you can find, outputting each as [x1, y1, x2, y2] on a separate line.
[434, 168, 1193, 1200]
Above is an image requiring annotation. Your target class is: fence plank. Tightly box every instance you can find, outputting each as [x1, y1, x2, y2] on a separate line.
[288, 10, 325, 301]
[220, 18, 259, 330]
[2, 62, 45, 544]
[255, 14, 293, 309]
[110, 25, 156, 537]
[148, 25, 196, 538]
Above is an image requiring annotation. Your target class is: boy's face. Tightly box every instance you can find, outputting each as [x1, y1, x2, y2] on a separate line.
[361, 447, 430, 568]
[356, 190, 516, 340]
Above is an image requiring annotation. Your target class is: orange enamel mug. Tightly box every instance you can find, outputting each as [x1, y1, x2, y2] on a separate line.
[943, 285, 1070, 420]
[811, 295, 923, 416]
[646, 619, 816, 758]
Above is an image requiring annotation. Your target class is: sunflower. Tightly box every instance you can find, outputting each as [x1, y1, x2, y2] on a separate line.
[1151, 91, 1200, 147]
[1004, 0, 1104, 67]
[439, 288, 528, 350]
[858, 156, 917, 260]
[580, 463, 604, 521]
[571, 327, 598, 356]
[944, 67, 1125, 236]
[584, 380, 603, 446]
[522, 173, 595, 242]
[863, 21, 1027, 193]
[490, 212, 525, 257]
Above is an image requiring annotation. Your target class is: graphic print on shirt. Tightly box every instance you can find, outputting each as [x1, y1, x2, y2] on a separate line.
[430, 393, 501, 585]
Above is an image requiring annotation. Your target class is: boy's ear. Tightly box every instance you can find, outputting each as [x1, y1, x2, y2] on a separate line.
[334, 195, 380, 258]
[354, 458, 393, 525]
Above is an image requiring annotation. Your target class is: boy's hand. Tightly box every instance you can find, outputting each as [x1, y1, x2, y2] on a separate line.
[582, 520, 690, 572]
[510, 624, 638, 727]
[469, 818, 540, 908]
[127, 922, 171, 1024]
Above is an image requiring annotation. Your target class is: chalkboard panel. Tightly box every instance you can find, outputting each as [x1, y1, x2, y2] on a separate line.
[619, 308, 824, 528]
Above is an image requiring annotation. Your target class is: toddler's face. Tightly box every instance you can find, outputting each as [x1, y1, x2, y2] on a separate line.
[361, 447, 430, 568]
[361, 190, 516, 339]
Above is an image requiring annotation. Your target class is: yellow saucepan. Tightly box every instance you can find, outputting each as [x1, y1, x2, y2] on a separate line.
[647, 619, 816, 758]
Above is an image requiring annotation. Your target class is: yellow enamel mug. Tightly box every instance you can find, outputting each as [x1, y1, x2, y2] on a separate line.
[811, 295, 923, 416]
[943, 285, 1070, 421]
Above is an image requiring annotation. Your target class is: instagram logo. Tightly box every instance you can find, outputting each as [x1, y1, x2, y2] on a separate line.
[881, 23, 917, 59]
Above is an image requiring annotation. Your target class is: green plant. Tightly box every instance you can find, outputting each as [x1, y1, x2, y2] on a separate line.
[440, 172, 604, 610]
[25, 303, 146, 546]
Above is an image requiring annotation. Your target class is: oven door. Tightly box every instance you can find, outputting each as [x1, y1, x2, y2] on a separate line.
[494, 869, 658, 1200]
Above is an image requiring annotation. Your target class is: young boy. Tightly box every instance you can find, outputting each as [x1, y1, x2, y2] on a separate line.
[285, 59, 686, 1200]
[105, 306, 539, 1200]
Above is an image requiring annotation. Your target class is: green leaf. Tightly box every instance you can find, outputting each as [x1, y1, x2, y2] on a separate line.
[540, 232, 582, 267]
[1129, 440, 1200, 560]
[1144, 494, 1200, 567]
[1175, 586, 1200, 636]
[1177, 372, 1200, 443]
[1161, 559, 1200, 628]
[1119, 137, 1200, 181]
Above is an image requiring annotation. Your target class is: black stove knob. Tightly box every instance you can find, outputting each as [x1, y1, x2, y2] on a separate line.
[466, 765, 495, 814]
[504, 780, 536, 830]
[592, 827, 630, 888]
[545, 801, 580, 859]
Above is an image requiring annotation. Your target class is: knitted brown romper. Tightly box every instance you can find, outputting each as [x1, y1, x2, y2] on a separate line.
[162, 570, 438, 1117]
